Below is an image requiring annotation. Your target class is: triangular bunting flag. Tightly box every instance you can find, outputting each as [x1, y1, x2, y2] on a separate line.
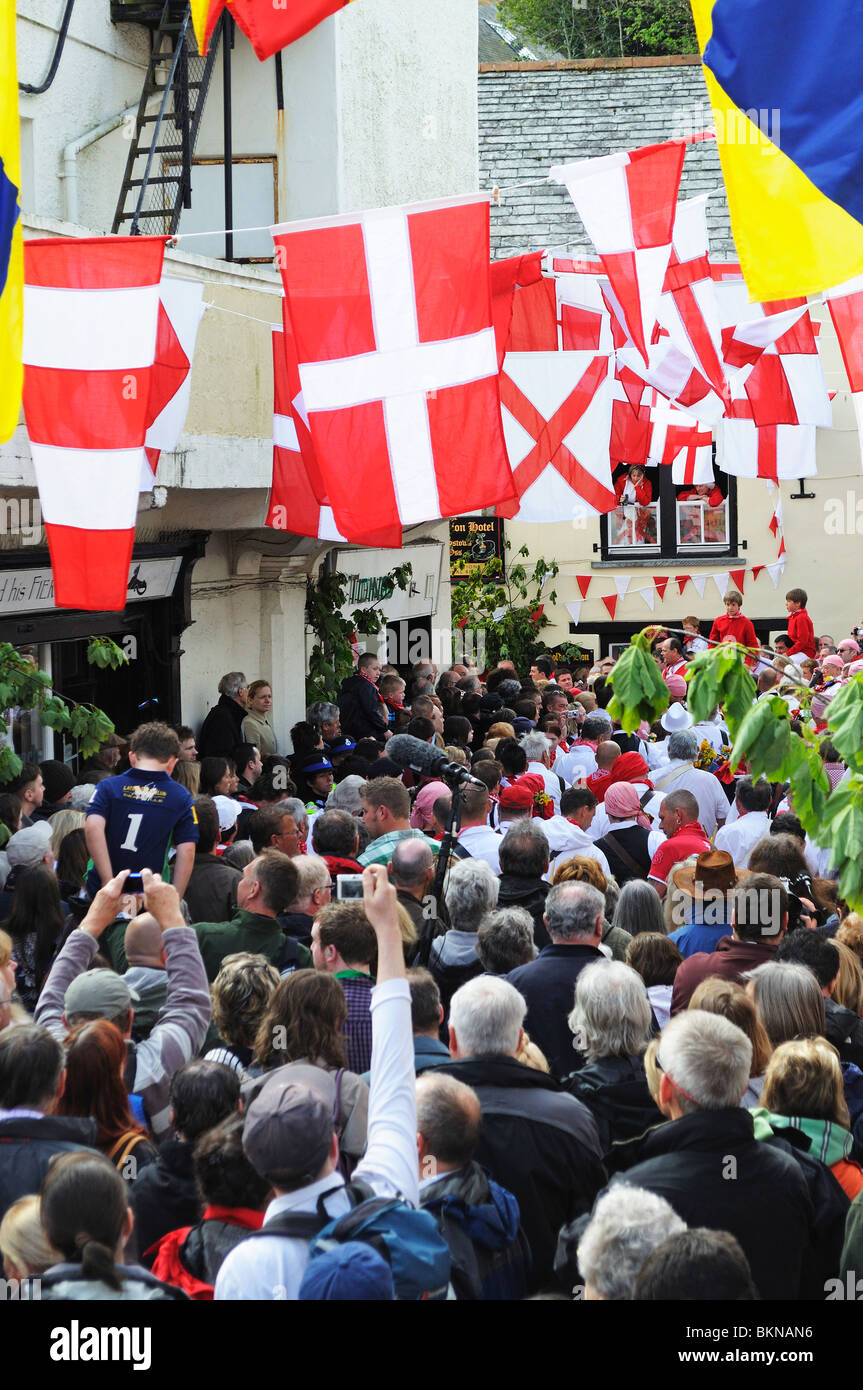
[564, 599, 583, 626]
[654, 576, 669, 599]
[729, 568, 746, 591]
[766, 561, 786, 588]
[675, 574, 690, 596]
[751, 565, 765, 580]
[640, 586, 656, 611]
[712, 571, 730, 601]
[614, 576, 631, 599]
[691, 574, 708, 599]
[602, 594, 618, 620]
[777, 536, 786, 559]
[576, 574, 592, 599]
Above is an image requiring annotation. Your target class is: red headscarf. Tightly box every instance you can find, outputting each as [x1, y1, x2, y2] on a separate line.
[605, 752, 653, 790]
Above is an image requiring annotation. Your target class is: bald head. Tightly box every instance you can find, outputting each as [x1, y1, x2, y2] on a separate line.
[415, 1072, 482, 1174]
[124, 914, 166, 969]
[596, 741, 621, 771]
[391, 837, 434, 892]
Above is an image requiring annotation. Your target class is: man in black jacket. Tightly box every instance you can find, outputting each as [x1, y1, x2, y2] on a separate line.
[132, 1060, 241, 1263]
[0, 1025, 99, 1225]
[440, 974, 605, 1292]
[338, 653, 389, 743]
[508, 880, 606, 1079]
[495, 819, 551, 951]
[609, 1009, 814, 1301]
[197, 672, 249, 761]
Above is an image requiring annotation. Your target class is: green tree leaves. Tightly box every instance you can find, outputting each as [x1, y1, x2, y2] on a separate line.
[450, 539, 559, 672]
[606, 629, 669, 732]
[496, 0, 696, 59]
[686, 642, 757, 739]
[305, 564, 413, 704]
[87, 637, 130, 671]
[822, 679, 863, 771]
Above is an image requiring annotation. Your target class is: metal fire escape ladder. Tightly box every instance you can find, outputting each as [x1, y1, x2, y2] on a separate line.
[111, 1, 222, 236]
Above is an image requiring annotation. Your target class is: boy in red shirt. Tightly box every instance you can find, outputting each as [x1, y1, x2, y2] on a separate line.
[785, 587, 816, 659]
[708, 591, 758, 655]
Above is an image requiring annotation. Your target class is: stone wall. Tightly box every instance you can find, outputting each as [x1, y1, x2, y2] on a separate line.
[478, 58, 735, 261]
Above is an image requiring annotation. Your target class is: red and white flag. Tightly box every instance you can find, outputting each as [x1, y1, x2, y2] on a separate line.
[715, 280, 831, 428]
[552, 257, 612, 353]
[496, 350, 614, 522]
[200, 0, 353, 59]
[720, 416, 817, 481]
[22, 235, 166, 610]
[648, 400, 714, 484]
[142, 275, 206, 487]
[267, 317, 347, 544]
[272, 194, 516, 545]
[657, 196, 727, 402]
[825, 274, 863, 470]
[490, 250, 546, 365]
[549, 139, 687, 365]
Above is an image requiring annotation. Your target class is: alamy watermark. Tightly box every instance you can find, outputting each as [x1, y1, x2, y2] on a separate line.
[0, 497, 43, 546]
[672, 103, 781, 149]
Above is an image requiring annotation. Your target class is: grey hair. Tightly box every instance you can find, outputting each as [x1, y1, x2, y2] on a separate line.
[274, 797, 308, 837]
[498, 679, 523, 704]
[657, 1010, 752, 1113]
[498, 819, 550, 878]
[290, 854, 330, 904]
[577, 1186, 686, 1300]
[667, 729, 698, 761]
[614, 880, 666, 938]
[568, 961, 652, 1063]
[742, 960, 825, 1048]
[444, 858, 499, 933]
[68, 784, 96, 811]
[476, 907, 537, 975]
[307, 701, 339, 726]
[449, 975, 526, 1057]
[603, 874, 620, 923]
[326, 775, 366, 814]
[391, 837, 433, 888]
[218, 671, 247, 698]
[415, 1073, 481, 1168]
[545, 881, 605, 942]
[520, 731, 551, 763]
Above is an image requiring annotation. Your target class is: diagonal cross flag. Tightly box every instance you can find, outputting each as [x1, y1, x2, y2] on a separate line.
[495, 351, 615, 521]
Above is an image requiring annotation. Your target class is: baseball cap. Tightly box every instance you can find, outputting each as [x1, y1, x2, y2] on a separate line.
[212, 795, 245, 831]
[299, 1242, 395, 1301]
[498, 781, 534, 810]
[6, 821, 53, 869]
[65, 968, 139, 1018]
[242, 1070, 334, 1184]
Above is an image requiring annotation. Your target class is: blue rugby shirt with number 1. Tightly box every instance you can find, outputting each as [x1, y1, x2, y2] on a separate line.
[84, 768, 198, 895]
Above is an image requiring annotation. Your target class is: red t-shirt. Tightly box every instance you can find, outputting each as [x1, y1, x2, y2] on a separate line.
[787, 607, 816, 659]
[649, 822, 712, 884]
[708, 612, 758, 651]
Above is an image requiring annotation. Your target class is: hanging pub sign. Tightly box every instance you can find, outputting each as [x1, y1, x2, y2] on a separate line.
[450, 517, 505, 581]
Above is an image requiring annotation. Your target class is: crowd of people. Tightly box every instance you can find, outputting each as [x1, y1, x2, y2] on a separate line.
[3, 583, 863, 1302]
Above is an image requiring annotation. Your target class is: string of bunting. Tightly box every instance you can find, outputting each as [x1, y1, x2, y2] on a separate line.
[564, 555, 788, 626]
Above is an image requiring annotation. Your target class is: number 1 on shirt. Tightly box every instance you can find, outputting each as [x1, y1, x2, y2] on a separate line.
[121, 813, 143, 852]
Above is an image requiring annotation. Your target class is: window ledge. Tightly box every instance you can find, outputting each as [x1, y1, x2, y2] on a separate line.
[591, 556, 745, 569]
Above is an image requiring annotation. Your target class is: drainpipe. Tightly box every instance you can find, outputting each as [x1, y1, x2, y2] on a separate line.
[61, 104, 138, 226]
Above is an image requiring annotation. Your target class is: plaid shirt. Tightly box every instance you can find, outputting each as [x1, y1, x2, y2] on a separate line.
[334, 971, 375, 1074]
[357, 828, 439, 868]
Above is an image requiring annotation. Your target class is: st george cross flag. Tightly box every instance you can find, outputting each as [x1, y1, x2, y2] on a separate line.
[192, 0, 354, 58]
[272, 195, 516, 545]
[825, 275, 863, 469]
[553, 258, 613, 353]
[496, 351, 614, 523]
[648, 400, 714, 484]
[549, 139, 687, 366]
[22, 236, 166, 610]
[142, 275, 206, 487]
[720, 416, 817, 481]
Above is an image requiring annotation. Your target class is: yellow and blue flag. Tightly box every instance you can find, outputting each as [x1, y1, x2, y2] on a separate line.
[692, 0, 863, 301]
[0, 3, 22, 443]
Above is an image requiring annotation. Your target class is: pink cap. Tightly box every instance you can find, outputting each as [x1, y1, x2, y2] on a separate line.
[665, 674, 687, 699]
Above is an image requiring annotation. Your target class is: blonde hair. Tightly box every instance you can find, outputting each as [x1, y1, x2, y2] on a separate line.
[173, 760, 201, 795]
[833, 940, 863, 1017]
[515, 1030, 549, 1073]
[836, 915, 863, 968]
[761, 1037, 849, 1129]
[688, 977, 772, 1076]
[0, 928, 28, 1025]
[0, 1195, 61, 1277]
[49, 808, 86, 860]
[444, 746, 468, 767]
[396, 902, 418, 954]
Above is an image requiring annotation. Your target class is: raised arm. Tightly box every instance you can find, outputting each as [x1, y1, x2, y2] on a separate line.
[353, 863, 419, 1206]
